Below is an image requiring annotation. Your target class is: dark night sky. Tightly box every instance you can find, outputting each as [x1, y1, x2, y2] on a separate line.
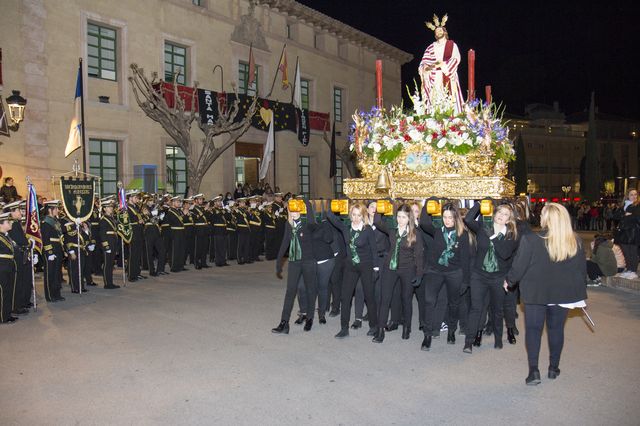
[297, 0, 640, 119]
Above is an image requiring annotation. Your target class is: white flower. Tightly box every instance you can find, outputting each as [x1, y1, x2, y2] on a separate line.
[372, 142, 382, 153]
[409, 129, 422, 142]
[437, 137, 448, 148]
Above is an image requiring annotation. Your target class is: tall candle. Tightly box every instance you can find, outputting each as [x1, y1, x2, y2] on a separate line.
[485, 85, 492, 105]
[376, 59, 383, 109]
[467, 49, 475, 101]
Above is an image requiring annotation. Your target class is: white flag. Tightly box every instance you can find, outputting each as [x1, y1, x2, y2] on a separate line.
[65, 65, 83, 157]
[292, 58, 301, 108]
[259, 110, 274, 180]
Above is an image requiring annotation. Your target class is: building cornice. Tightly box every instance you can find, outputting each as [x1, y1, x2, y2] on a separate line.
[258, 0, 414, 64]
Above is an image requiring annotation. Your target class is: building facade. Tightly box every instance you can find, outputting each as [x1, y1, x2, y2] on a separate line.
[511, 103, 639, 199]
[0, 0, 412, 198]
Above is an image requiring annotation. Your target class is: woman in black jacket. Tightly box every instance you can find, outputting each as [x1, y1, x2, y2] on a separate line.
[327, 203, 380, 338]
[310, 202, 335, 324]
[463, 201, 520, 353]
[506, 202, 588, 385]
[271, 201, 319, 334]
[372, 204, 424, 343]
[419, 202, 470, 351]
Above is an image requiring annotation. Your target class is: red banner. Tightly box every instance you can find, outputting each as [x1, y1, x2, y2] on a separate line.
[309, 111, 330, 131]
[153, 82, 199, 112]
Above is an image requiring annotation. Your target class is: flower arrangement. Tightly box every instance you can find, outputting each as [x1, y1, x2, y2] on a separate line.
[349, 84, 514, 166]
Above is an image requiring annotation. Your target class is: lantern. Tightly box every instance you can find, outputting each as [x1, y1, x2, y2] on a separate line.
[480, 199, 494, 216]
[5, 90, 27, 131]
[331, 199, 349, 215]
[426, 199, 441, 216]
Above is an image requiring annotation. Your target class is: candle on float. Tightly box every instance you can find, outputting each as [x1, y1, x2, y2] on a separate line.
[376, 59, 383, 109]
[467, 49, 475, 101]
[485, 85, 492, 105]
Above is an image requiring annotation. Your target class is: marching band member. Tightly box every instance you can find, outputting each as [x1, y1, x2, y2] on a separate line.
[89, 196, 103, 275]
[142, 200, 167, 276]
[167, 196, 186, 272]
[41, 200, 65, 302]
[0, 211, 18, 324]
[223, 201, 237, 263]
[272, 200, 319, 333]
[126, 191, 146, 282]
[248, 196, 264, 262]
[5, 201, 32, 314]
[192, 194, 210, 269]
[419, 201, 470, 351]
[263, 202, 278, 261]
[182, 197, 196, 267]
[62, 219, 87, 294]
[463, 201, 519, 353]
[80, 221, 96, 287]
[99, 200, 120, 289]
[373, 204, 424, 343]
[327, 203, 380, 339]
[210, 196, 229, 267]
[234, 198, 252, 265]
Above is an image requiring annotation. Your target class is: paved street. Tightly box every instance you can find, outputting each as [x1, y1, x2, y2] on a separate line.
[1, 261, 639, 425]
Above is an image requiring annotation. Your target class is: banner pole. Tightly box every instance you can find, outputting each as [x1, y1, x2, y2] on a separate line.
[77, 221, 82, 295]
[30, 240, 37, 312]
[121, 238, 126, 287]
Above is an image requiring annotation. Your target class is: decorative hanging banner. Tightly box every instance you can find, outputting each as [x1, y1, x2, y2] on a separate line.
[197, 89, 311, 145]
[59, 177, 96, 222]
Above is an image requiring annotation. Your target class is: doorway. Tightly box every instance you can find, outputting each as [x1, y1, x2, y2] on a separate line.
[235, 142, 263, 186]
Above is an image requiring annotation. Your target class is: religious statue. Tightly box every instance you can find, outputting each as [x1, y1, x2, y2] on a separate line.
[419, 14, 464, 114]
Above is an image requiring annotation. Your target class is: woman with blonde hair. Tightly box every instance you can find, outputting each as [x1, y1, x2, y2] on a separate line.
[463, 201, 520, 353]
[327, 203, 380, 338]
[506, 203, 587, 385]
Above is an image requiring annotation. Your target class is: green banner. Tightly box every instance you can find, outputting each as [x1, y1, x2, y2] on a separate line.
[59, 177, 95, 222]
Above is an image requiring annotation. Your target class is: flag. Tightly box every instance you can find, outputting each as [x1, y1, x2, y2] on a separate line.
[25, 183, 42, 254]
[247, 44, 256, 88]
[118, 187, 127, 211]
[65, 64, 83, 157]
[278, 46, 289, 89]
[292, 57, 301, 108]
[0, 95, 9, 137]
[329, 121, 337, 178]
[259, 110, 275, 180]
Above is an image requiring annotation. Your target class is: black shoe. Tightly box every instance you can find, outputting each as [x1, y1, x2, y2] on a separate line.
[402, 327, 410, 340]
[372, 328, 385, 343]
[128, 278, 138, 282]
[87, 282, 97, 286]
[6, 316, 19, 323]
[507, 328, 517, 345]
[55, 297, 66, 301]
[319, 316, 327, 324]
[362, 313, 369, 321]
[421, 336, 432, 351]
[463, 342, 473, 353]
[271, 320, 289, 334]
[104, 285, 120, 289]
[71, 290, 80, 294]
[366, 327, 376, 336]
[447, 330, 456, 344]
[138, 275, 147, 279]
[494, 339, 503, 349]
[150, 273, 158, 277]
[385, 321, 399, 332]
[548, 366, 561, 379]
[512, 325, 519, 336]
[304, 318, 313, 331]
[526, 368, 541, 385]
[13, 308, 29, 315]
[294, 314, 307, 325]
[81, 288, 88, 292]
[473, 331, 483, 347]
[195, 266, 202, 270]
[329, 310, 339, 317]
[351, 319, 362, 329]
[335, 328, 349, 339]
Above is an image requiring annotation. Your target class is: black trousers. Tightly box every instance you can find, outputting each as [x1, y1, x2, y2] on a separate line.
[227, 232, 238, 260]
[127, 226, 143, 280]
[44, 255, 61, 301]
[378, 266, 416, 330]
[620, 243, 638, 273]
[265, 228, 278, 260]
[214, 234, 227, 266]
[340, 261, 377, 330]
[145, 229, 166, 275]
[586, 260, 604, 280]
[524, 304, 569, 368]
[355, 268, 382, 320]
[14, 254, 32, 309]
[185, 229, 195, 265]
[170, 230, 186, 272]
[67, 253, 84, 292]
[329, 255, 345, 313]
[237, 230, 251, 264]
[465, 272, 507, 344]
[0, 267, 15, 322]
[250, 227, 262, 260]
[195, 227, 209, 268]
[423, 268, 463, 336]
[91, 244, 103, 274]
[103, 249, 115, 288]
[315, 258, 335, 315]
[280, 260, 318, 321]
[83, 250, 94, 286]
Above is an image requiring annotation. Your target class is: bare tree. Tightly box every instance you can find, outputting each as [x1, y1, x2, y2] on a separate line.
[322, 129, 358, 178]
[128, 63, 258, 193]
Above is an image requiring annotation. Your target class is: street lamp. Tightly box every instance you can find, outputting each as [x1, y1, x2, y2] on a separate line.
[562, 185, 572, 199]
[5, 90, 27, 131]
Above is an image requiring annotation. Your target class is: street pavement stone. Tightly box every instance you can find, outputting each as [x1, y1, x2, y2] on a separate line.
[1, 261, 639, 425]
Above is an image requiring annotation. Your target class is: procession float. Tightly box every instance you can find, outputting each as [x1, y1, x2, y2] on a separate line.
[343, 14, 515, 201]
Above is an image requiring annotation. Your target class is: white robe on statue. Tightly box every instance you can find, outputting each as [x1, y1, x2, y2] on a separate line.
[419, 39, 465, 114]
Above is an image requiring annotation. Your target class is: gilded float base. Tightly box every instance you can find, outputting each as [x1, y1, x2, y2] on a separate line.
[343, 176, 515, 200]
